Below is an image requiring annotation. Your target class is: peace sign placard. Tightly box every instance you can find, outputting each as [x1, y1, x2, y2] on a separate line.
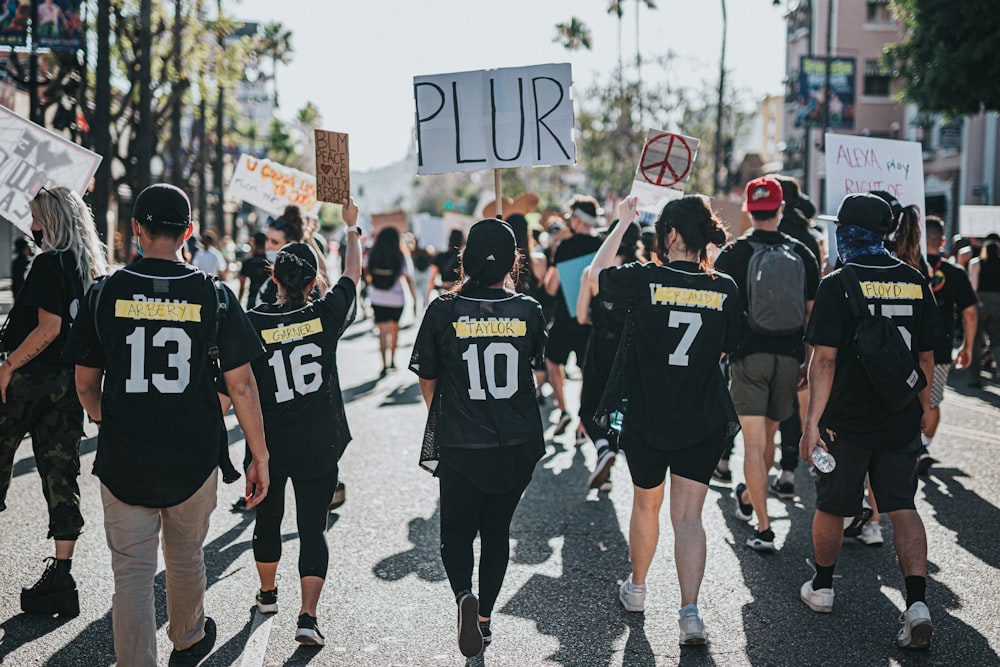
[630, 129, 700, 214]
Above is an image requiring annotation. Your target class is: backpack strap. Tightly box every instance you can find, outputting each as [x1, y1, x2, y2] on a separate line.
[207, 277, 228, 373]
[838, 265, 870, 320]
[87, 275, 110, 346]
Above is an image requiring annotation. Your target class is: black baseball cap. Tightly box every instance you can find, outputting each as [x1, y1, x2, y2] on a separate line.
[462, 218, 516, 285]
[819, 193, 893, 233]
[133, 183, 192, 227]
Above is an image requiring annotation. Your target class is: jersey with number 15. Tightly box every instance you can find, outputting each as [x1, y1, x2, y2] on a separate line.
[410, 289, 547, 451]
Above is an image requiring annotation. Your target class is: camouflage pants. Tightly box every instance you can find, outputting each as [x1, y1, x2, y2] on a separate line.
[0, 364, 85, 540]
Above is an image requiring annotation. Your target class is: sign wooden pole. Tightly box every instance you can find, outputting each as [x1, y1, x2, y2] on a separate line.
[494, 169, 503, 219]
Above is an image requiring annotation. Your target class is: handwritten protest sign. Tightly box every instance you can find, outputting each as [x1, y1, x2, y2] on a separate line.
[825, 133, 925, 258]
[0, 106, 102, 232]
[227, 154, 319, 218]
[371, 210, 409, 235]
[630, 129, 700, 214]
[314, 130, 350, 203]
[414, 63, 575, 175]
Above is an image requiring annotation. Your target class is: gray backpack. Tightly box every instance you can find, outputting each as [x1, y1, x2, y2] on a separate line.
[745, 240, 806, 336]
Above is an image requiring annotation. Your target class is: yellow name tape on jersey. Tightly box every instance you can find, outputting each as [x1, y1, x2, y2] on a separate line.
[859, 282, 923, 300]
[114, 300, 202, 322]
[260, 318, 324, 344]
[651, 286, 726, 310]
[452, 319, 527, 338]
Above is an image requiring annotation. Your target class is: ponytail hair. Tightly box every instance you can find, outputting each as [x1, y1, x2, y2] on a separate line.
[893, 205, 923, 271]
[272, 243, 318, 311]
[655, 195, 729, 272]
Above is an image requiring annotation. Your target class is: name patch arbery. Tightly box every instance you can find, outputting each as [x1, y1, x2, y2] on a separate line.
[114, 299, 202, 322]
[649, 285, 726, 310]
[453, 319, 527, 339]
[859, 282, 923, 300]
[260, 318, 324, 345]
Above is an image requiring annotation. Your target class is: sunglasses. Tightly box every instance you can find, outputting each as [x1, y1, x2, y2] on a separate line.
[35, 185, 56, 199]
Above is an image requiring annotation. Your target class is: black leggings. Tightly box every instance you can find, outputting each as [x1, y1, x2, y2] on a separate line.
[578, 334, 619, 449]
[252, 467, 339, 578]
[438, 465, 527, 618]
[778, 394, 801, 472]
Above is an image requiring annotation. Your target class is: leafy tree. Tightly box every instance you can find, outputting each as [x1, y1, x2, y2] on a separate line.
[257, 21, 294, 107]
[886, 0, 1000, 115]
[554, 17, 593, 50]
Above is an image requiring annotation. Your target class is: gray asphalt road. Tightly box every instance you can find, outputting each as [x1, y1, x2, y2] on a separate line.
[1, 312, 999, 666]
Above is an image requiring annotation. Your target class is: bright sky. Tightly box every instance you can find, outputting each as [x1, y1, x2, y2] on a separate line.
[234, 0, 788, 172]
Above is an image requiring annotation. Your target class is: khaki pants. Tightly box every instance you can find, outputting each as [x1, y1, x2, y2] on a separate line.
[101, 473, 217, 667]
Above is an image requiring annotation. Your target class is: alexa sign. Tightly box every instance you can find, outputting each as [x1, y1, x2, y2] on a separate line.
[413, 63, 575, 175]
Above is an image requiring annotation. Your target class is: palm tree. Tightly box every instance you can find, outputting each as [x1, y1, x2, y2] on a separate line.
[259, 21, 294, 107]
[554, 17, 593, 50]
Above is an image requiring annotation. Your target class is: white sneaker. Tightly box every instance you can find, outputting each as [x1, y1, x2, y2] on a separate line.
[678, 605, 707, 645]
[858, 521, 884, 546]
[897, 601, 932, 649]
[619, 575, 646, 612]
[800, 579, 835, 613]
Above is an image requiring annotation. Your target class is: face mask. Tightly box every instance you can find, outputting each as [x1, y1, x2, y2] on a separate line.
[31, 229, 44, 246]
[265, 250, 278, 262]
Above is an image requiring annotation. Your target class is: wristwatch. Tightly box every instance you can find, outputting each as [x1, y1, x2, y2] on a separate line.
[346, 226, 361, 235]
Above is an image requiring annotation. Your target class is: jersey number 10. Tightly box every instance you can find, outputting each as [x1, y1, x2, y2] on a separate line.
[461, 342, 518, 400]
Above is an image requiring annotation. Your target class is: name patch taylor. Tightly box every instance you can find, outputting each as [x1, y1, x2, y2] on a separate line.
[114, 299, 202, 322]
[452, 319, 526, 339]
[261, 318, 324, 344]
[649, 285, 726, 310]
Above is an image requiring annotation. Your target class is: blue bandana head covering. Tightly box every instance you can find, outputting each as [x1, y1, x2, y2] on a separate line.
[836, 223, 888, 264]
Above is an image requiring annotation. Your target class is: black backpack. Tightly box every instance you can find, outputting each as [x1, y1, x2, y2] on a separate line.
[839, 266, 926, 413]
[370, 262, 401, 290]
[745, 240, 807, 335]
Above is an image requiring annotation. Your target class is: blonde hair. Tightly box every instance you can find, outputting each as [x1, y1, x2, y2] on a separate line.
[29, 187, 109, 291]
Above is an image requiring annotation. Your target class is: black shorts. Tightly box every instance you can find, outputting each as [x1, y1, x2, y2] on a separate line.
[815, 433, 920, 516]
[545, 320, 590, 366]
[373, 305, 403, 323]
[621, 423, 728, 489]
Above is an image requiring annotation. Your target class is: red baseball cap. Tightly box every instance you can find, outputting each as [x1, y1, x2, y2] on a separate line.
[743, 177, 783, 212]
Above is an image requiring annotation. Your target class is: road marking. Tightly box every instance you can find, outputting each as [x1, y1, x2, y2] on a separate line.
[938, 423, 1000, 446]
[239, 609, 274, 667]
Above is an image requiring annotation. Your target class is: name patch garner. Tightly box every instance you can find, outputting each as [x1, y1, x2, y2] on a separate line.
[452, 318, 527, 339]
[260, 318, 324, 345]
[649, 285, 726, 310]
[859, 282, 923, 300]
[114, 299, 202, 322]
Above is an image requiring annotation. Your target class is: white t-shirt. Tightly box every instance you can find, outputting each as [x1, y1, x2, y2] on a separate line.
[193, 247, 227, 276]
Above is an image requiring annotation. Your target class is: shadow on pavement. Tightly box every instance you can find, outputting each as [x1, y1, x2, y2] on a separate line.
[342, 378, 379, 403]
[372, 505, 447, 583]
[379, 382, 422, 407]
[501, 445, 634, 666]
[921, 467, 1000, 569]
[0, 613, 74, 663]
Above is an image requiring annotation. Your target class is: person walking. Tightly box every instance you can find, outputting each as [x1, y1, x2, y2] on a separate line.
[238, 231, 271, 309]
[233, 198, 361, 646]
[192, 229, 228, 279]
[0, 186, 108, 617]
[64, 184, 270, 667]
[366, 226, 417, 375]
[969, 233, 1000, 386]
[799, 193, 936, 649]
[409, 218, 547, 658]
[591, 195, 739, 645]
[426, 228, 464, 304]
[714, 177, 819, 552]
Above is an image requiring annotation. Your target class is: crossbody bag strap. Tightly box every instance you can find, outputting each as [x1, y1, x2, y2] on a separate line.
[838, 265, 870, 320]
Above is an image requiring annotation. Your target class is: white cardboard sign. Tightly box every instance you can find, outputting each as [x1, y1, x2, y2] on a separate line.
[227, 154, 320, 218]
[414, 64, 575, 175]
[630, 129, 700, 214]
[824, 133, 924, 215]
[0, 106, 102, 233]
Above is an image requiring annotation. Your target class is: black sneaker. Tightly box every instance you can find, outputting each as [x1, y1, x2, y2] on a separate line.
[21, 558, 79, 617]
[588, 448, 617, 489]
[479, 619, 492, 647]
[295, 613, 325, 646]
[916, 448, 937, 476]
[255, 587, 278, 614]
[553, 411, 572, 436]
[768, 476, 795, 500]
[168, 617, 216, 666]
[329, 481, 346, 511]
[456, 591, 484, 657]
[232, 496, 250, 512]
[745, 528, 776, 552]
[711, 464, 732, 483]
[843, 505, 874, 538]
[734, 483, 753, 522]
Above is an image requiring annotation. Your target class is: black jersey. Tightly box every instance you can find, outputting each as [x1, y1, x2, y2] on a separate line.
[806, 254, 936, 449]
[599, 260, 740, 451]
[246, 277, 357, 478]
[409, 287, 547, 474]
[63, 258, 264, 507]
[3, 251, 83, 367]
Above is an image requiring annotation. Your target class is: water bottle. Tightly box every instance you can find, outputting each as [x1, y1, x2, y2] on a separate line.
[609, 398, 628, 433]
[812, 446, 836, 473]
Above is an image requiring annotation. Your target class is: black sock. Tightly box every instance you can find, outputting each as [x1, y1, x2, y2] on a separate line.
[813, 562, 836, 590]
[905, 576, 926, 607]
